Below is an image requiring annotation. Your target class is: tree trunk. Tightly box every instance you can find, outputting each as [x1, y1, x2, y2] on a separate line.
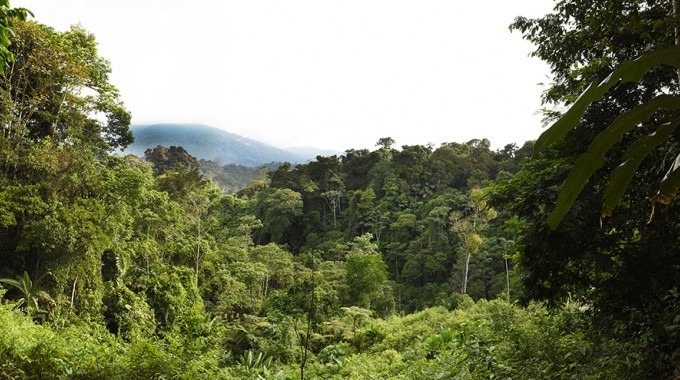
[505, 258, 511, 302]
[69, 276, 77, 316]
[462, 251, 471, 294]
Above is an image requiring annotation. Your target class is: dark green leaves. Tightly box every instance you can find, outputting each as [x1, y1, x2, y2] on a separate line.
[603, 120, 680, 218]
[536, 47, 680, 228]
[0, 271, 54, 313]
[536, 47, 680, 153]
[0, 1, 31, 73]
[655, 153, 680, 205]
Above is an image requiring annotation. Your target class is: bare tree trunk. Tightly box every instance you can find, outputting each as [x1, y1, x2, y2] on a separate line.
[462, 251, 471, 294]
[331, 204, 337, 227]
[69, 276, 77, 316]
[505, 258, 511, 302]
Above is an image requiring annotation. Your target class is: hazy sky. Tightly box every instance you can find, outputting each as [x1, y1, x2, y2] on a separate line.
[15, 0, 554, 152]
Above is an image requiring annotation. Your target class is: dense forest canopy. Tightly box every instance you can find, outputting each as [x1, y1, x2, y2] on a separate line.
[0, 0, 678, 378]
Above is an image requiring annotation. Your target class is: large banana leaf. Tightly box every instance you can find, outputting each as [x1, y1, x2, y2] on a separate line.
[655, 153, 680, 205]
[536, 46, 680, 229]
[546, 95, 680, 228]
[602, 120, 680, 218]
[535, 46, 680, 153]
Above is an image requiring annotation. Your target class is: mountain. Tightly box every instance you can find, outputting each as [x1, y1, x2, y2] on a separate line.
[124, 124, 307, 167]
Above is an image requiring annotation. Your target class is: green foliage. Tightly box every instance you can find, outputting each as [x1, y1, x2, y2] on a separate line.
[0, 6, 666, 377]
[232, 133, 523, 312]
[316, 342, 351, 365]
[256, 188, 303, 243]
[501, 1, 680, 376]
[534, 48, 680, 152]
[302, 301, 639, 379]
[0, 1, 31, 72]
[0, 271, 53, 315]
[345, 234, 388, 308]
[144, 145, 200, 175]
[237, 349, 274, 376]
[1, 21, 132, 152]
[535, 51, 680, 227]
[200, 159, 272, 194]
[0, 300, 232, 379]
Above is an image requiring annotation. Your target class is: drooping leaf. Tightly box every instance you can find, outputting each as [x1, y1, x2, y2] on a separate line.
[602, 120, 680, 219]
[0, 277, 22, 291]
[654, 153, 680, 205]
[546, 95, 680, 228]
[34, 290, 54, 305]
[535, 46, 680, 153]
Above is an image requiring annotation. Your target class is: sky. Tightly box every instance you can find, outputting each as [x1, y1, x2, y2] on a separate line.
[14, 0, 554, 152]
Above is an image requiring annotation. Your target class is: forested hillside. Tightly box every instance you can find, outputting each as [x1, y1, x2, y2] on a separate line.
[140, 144, 277, 193]
[0, 1, 679, 379]
[199, 159, 274, 194]
[126, 124, 307, 166]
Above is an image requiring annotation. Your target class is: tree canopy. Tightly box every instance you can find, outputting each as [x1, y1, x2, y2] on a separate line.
[0, 1, 677, 378]
[492, 1, 680, 375]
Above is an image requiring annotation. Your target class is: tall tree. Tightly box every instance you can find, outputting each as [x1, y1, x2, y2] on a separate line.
[1, 21, 132, 154]
[375, 137, 396, 150]
[345, 234, 388, 308]
[256, 188, 303, 243]
[0, 20, 137, 319]
[496, 1, 680, 375]
[450, 189, 496, 294]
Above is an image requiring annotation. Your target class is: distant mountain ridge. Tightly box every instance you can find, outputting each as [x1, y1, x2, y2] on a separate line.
[124, 124, 310, 167]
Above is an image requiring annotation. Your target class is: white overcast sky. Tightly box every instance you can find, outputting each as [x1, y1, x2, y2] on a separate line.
[15, 0, 554, 152]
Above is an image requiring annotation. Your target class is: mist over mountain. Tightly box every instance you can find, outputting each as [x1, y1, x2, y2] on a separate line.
[124, 124, 309, 166]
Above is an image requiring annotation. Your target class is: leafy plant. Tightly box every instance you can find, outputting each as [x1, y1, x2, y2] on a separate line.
[424, 328, 454, 359]
[238, 349, 274, 375]
[534, 46, 680, 228]
[317, 343, 350, 366]
[0, 0, 31, 72]
[0, 271, 54, 314]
